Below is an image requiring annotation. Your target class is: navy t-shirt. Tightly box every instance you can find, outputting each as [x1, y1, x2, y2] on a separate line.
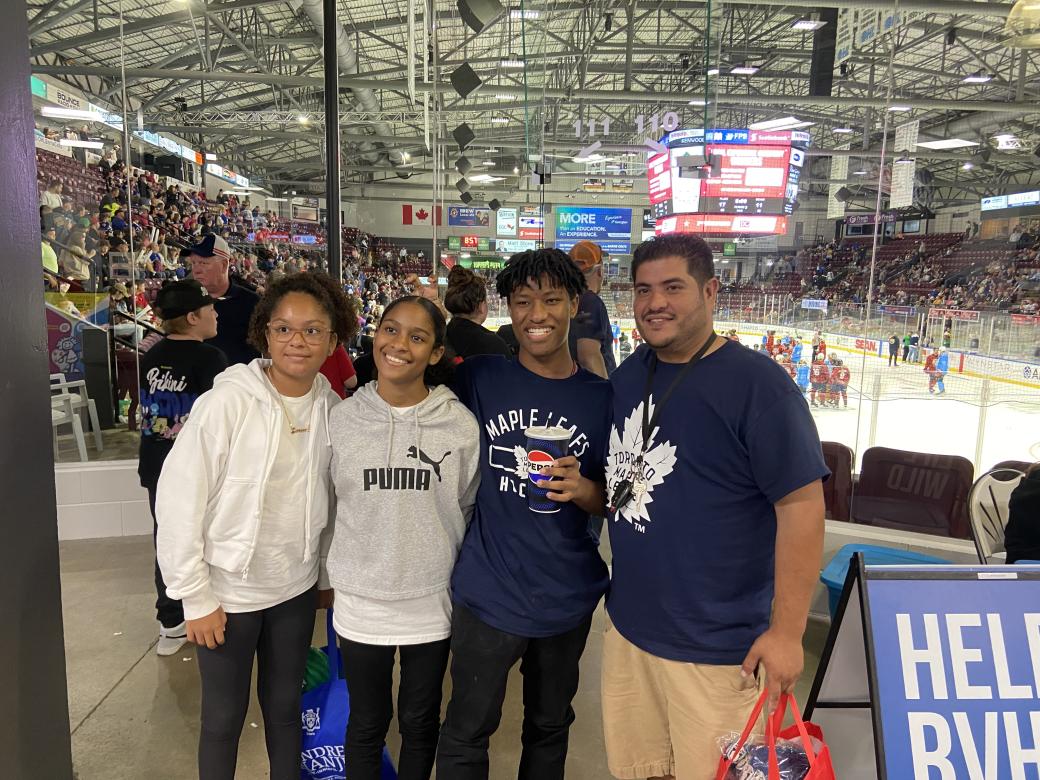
[204, 281, 260, 366]
[451, 355, 612, 637]
[605, 340, 829, 664]
[576, 290, 617, 375]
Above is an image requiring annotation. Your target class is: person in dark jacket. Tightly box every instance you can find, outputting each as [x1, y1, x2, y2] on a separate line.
[1005, 463, 1040, 564]
[443, 266, 513, 359]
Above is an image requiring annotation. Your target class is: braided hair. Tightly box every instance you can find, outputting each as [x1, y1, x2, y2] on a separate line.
[495, 248, 587, 302]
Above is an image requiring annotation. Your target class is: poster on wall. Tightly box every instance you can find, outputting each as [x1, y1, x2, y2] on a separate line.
[497, 207, 517, 236]
[554, 206, 632, 254]
[448, 205, 490, 227]
[518, 205, 544, 239]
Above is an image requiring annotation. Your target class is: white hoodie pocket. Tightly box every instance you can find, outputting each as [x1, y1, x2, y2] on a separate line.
[204, 477, 257, 572]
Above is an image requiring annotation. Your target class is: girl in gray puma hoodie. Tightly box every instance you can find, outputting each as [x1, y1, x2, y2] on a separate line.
[327, 296, 480, 780]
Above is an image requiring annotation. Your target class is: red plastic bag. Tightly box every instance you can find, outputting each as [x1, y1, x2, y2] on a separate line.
[715, 691, 835, 780]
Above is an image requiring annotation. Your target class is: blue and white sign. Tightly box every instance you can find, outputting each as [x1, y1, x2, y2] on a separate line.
[554, 206, 632, 254]
[495, 238, 537, 253]
[801, 298, 829, 311]
[447, 206, 490, 228]
[867, 573, 1040, 779]
[982, 196, 1009, 212]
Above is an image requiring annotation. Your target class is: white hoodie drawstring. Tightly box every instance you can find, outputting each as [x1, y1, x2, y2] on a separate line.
[386, 406, 395, 468]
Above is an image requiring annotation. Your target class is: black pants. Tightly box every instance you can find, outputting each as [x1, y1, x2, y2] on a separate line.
[436, 603, 593, 780]
[889, 351, 899, 366]
[196, 587, 317, 780]
[146, 484, 184, 629]
[339, 636, 451, 780]
[902, 345, 910, 361]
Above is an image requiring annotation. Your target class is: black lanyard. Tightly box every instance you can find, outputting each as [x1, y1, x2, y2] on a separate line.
[638, 331, 718, 460]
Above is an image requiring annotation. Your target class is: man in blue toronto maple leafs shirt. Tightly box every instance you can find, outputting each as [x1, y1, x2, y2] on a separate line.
[418, 249, 612, 780]
[602, 233, 829, 779]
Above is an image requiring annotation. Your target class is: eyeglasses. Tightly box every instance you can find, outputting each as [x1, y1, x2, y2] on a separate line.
[267, 324, 333, 345]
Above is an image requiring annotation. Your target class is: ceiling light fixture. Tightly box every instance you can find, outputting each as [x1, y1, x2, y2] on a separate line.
[888, 105, 912, 112]
[297, 114, 310, 125]
[500, 57, 525, 69]
[510, 9, 539, 19]
[916, 139, 979, 150]
[482, 160, 496, 166]
[513, 166, 520, 174]
[730, 64, 760, 75]
[688, 99, 710, 106]
[493, 93, 513, 100]
[791, 19, 828, 31]
[706, 67, 720, 76]
[490, 117, 510, 124]
[832, 127, 855, 134]
[41, 106, 103, 121]
[961, 72, 993, 84]
[962, 162, 975, 170]
[852, 170, 868, 175]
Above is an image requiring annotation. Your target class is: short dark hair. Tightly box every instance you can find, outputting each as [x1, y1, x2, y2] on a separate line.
[247, 272, 358, 354]
[631, 233, 715, 285]
[495, 248, 586, 301]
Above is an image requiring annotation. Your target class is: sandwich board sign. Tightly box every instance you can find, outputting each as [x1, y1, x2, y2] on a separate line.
[806, 556, 1040, 779]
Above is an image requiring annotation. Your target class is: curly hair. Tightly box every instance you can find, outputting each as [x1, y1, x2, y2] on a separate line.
[375, 296, 457, 387]
[444, 266, 487, 316]
[495, 248, 586, 301]
[247, 272, 359, 354]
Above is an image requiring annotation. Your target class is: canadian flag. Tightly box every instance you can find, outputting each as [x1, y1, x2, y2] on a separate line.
[402, 204, 442, 225]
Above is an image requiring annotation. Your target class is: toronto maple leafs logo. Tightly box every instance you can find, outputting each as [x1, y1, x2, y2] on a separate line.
[607, 397, 677, 526]
[488, 444, 531, 478]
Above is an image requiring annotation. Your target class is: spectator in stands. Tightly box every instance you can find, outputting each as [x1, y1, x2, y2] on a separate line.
[443, 266, 512, 360]
[1004, 463, 1040, 564]
[569, 240, 615, 377]
[100, 186, 121, 216]
[602, 233, 827, 778]
[187, 233, 261, 366]
[59, 231, 95, 290]
[319, 345, 357, 400]
[138, 279, 226, 657]
[42, 225, 59, 283]
[40, 179, 63, 210]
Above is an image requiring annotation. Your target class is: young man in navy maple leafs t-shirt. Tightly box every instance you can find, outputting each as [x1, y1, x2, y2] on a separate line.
[418, 249, 612, 780]
[602, 233, 829, 779]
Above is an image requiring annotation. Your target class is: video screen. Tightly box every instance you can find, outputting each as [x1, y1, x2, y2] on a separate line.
[648, 129, 808, 237]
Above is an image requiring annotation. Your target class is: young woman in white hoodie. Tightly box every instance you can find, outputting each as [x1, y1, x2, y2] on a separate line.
[327, 296, 480, 780]
[156, 272, 357, 780]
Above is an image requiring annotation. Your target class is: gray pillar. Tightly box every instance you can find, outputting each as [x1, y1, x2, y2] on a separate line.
[0, 2, 75, 778]
[323, 0, 341, 281]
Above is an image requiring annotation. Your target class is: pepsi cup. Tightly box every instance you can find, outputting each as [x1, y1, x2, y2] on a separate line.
[525, 425, 572, 514]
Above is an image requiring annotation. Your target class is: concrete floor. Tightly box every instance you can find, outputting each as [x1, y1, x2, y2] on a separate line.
[60, 535, 828, 779]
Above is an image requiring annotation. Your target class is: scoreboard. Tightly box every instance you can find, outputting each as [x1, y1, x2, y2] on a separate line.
[648, 128, 808, 237]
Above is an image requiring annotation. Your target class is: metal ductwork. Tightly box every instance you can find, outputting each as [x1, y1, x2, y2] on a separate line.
[289, 0, 408, 170]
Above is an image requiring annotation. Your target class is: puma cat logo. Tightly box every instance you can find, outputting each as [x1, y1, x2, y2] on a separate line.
[407, 446, 451, 481]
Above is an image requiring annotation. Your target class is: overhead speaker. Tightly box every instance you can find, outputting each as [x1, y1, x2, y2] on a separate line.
[452, 122, 475, 151]
[532, 163, 552, 185]
[457, 0, 504, 34]
[456, 156, 472, 175]
[450, 63, 482, 99]
[834, 186, 852, 203]
[489, 198, 501, 210]
[456, 177, 470, 193]
[460, 192, 474, 204]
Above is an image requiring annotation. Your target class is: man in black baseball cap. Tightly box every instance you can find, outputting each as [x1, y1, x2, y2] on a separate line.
[187, 233, 259, 365]
[139, 278, 228, 657]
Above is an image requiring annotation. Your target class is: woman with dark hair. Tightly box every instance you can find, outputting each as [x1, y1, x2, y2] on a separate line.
[327, 295, 480, 780]
[155, 272, 357, 780]
[443, 266, 512, 359]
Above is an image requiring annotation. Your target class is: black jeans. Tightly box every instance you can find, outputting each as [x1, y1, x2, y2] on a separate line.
[339, 636, 451, 780]
[146, 484, 184, 629]
[196, 586, 316, 780]
[436, 603, 593, 780]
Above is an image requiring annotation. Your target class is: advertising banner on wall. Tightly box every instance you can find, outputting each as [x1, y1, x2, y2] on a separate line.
[448, 205, 491, 227]
[518, 205, 544, 239]
[496, 207, 517, 236]
[495, 239, 537, 253]
[554, 206, 632, 254]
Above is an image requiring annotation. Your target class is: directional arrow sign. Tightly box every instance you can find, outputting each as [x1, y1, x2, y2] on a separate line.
[575, 140, 602, 160]
[644, 138, 668, 155]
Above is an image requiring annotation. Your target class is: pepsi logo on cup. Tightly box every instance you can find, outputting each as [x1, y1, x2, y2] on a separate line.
[525, 425, 572, 514]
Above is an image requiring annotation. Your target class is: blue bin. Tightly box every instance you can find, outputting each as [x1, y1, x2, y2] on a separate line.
[820, 543, 951, 619]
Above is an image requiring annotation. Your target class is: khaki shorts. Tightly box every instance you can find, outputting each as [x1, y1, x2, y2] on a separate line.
[602, 619, 764, 780]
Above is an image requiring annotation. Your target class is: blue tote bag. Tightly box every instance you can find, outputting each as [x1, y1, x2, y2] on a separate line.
[300, 610, 397, 780]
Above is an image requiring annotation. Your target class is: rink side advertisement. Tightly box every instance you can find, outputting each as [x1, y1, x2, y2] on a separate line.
[865, 568, 1040, 779]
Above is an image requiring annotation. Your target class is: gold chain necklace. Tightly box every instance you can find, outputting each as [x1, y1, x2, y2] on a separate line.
[266, 368, 311, 434]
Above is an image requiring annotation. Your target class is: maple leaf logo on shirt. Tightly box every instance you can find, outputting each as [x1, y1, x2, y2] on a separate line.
[416, 208, 429, 221]
[607, 397, 677, 526]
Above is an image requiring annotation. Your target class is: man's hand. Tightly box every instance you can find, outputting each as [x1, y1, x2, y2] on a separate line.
[542, 456, 606, 516]
[187, 606, 227, 650]
[741, 626, 804, 714]
[404, 273, 439, 302]
[317, 589, 335, 610]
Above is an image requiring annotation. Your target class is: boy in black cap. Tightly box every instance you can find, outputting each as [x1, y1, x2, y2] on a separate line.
[139, 279, 228, 655]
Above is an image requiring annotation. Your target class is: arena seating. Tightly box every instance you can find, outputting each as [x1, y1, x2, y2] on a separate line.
[850, 446, 975, 539]
[821, 441, 854, 523]
[36, 149, 105, 209]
